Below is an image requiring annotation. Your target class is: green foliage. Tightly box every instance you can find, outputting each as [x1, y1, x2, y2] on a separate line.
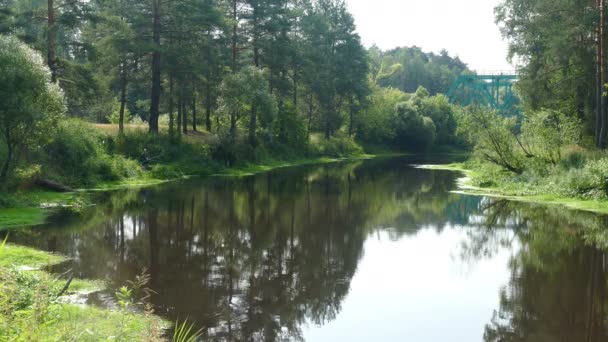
[558, 158, 608, 199]
[0, 35, 64, 184]
[219, 66, 278, 138]
[115, 129, 220, 177]
[495, 0, 596, 121]
[0, 244, 64, 268]
[357, 85, 407, 144]
[393, 101, 436, 150]
[41, 119, 142, 187]
[457, 107, 524, 173]
[418, 94, 457, 145]
[301, 0, 369, 138]
[313, 136, 363, 158]
[172, 319, 204, 342]
[520, 109, 581, 165]
[274, 105, 309, 151]
[0, 245, 164, 341]
[459, 107, 586, 176]
[358, 85, 456, 151]
[368, 46, 468, 95]
[107, 98, 133, 124]
[0, 208, 47, 229]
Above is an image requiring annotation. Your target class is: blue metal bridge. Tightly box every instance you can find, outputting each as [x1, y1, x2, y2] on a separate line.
[447, 71, 520, 115]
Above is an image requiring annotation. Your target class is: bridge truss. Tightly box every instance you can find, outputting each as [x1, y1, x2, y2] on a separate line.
[447, 72, 520, 116]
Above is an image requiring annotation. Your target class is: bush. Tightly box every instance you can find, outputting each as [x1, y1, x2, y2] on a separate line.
[457, 107, 525, 173]
[40, 119, 142, 187]
[0, 35, 64, 186]
[313, 136, 363, 158]
[559, 158, 608, 199]
[392, 101, 436, 150]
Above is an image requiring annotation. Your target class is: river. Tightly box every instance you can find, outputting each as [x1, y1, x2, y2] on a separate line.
[7, 156, 608, 341]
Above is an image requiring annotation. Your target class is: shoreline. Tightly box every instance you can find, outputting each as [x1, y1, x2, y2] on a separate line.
[417, 163, 608, 215]
[0, 153, 408, 229]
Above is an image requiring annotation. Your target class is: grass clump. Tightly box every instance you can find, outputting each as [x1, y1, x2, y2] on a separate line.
[40, 119, 143, 188]
[0, 244, 65, 268]
[0, 243, 166, 341]
[312, 136, 364, 158]
[0, 208, 48, 229]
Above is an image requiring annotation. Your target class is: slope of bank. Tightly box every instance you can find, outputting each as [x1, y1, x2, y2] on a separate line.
[0, 153, 396, 229]
[418, 163, 608, 215]
[0, 243, 166, 341]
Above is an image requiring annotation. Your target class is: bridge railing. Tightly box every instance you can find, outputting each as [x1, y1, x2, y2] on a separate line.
[474, 70, 518, 76]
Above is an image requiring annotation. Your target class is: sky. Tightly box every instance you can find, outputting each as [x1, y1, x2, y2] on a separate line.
[345, 0, 513, 72]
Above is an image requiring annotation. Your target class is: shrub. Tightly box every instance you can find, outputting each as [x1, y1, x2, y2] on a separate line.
[0, 35, 64, 186]
[520, 109, 581, 165]
[559, 158, 608, 199]
[313, 136, 363, 158]
[41, 119, 142, 187]
[457, 107, 525, 173]
[392, 101, 436, 150]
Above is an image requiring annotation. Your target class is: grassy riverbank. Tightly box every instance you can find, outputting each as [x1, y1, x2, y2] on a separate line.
[0, 154, 384, 229]
[1, 120, 388, 228]
[0, 243, 165, 341]
[419, 162, 608, 215]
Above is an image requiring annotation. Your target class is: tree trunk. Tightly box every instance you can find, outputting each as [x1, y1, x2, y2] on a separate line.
[307, 94, 313, 136]
[293, 69, 298, 109]
[119, 59, 128, 135]
[348, 97, 354, 137]
[169, 73, 175, 136]
[182, 90, 188, 134]
[177, 83, 182, 135]
[205, 82, 212, 131]
[600, 0, 608, 148]
[324, 105, 331, 140]
[149, 0, 162, 134]
[230, 0, 238, 143]
[249, 6, 259, 146]
[249, 104, 257, 146]
[47, 0, 57, 83]
[0, 137, 13, 185]
[231, 0, 238, 73]
[192, 89, 197, 132]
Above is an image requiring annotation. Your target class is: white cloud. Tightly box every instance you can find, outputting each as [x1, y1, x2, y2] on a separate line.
[345, 0, 513, 72]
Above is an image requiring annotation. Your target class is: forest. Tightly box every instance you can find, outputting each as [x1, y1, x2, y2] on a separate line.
[0, 0, 467, 194]
[5, 0, 608, 340]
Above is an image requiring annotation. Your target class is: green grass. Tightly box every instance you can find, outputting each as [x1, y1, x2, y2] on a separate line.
[0, 244, 65, 268]
[90, 177, 171, 191]
[0, 208, 48, 229]
[15, 303, 166, 342]
[0, 191, 88, 229]
[215, 155, 376, 177]
[420, 163, 608, 215]
[0, 244, 166, 341]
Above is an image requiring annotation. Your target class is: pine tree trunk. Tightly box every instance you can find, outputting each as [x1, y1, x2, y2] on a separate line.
[182, 90, 188, 134]
[230, 0, 238, 143]
[348, 97, 354, 137]
[205, 82, 212, 132]
[119, 60, 128, 135]
[169, 73, 175, 136]
[600, 0, 608, 148]
[47, 0, 57, 83]
[0, 147, 12, 185]
[149, 0, 162, 133]
[177, 83, 182, 135]
[192, 94, 197, 132]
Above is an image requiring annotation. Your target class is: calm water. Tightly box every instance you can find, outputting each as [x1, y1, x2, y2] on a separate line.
[6, 156, 608, 341]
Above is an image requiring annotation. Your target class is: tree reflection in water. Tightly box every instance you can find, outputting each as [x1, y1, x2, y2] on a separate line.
[7, 157, 608, 341]
[469, 200, 608, 342]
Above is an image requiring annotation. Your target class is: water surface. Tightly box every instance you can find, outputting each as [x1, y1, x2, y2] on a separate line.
[7, 156, 608, 341]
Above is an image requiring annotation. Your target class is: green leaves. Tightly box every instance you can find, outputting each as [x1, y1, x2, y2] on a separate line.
[0, 35, 64, 184]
